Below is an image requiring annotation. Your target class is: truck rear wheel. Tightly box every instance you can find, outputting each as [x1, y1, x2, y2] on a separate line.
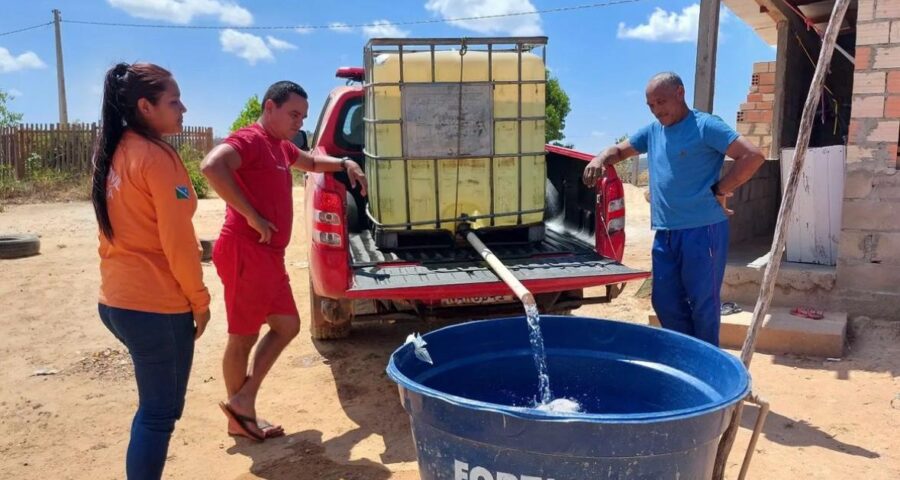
[309, 280, 352, 340]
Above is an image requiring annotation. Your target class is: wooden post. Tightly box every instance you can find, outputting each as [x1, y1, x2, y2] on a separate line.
[631, 155, 639, 185]
[770, 21, 789, 159]
[693, 0, 721, 113]
[53, 9, 69, 126]
[710, 0, 852, 478]
[15, 126, 25, 179]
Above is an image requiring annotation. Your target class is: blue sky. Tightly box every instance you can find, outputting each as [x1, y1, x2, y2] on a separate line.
[1, 0, 774, 153]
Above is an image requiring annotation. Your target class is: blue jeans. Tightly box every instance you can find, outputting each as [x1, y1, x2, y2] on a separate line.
[651, 220, 729, 346]
[99, 304, 194, 480]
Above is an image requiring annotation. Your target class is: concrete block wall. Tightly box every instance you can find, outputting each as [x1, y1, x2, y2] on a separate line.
[737, 61, 777, 155]
[836, 0, 900, 319]
[724, 159, 781, 245]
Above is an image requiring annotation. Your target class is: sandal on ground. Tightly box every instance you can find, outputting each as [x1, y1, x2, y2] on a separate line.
[721, 302, 743, 316]
[790, 307, 824, 320]
[256, 419, 285, 439]
[218, 402, 265, 442]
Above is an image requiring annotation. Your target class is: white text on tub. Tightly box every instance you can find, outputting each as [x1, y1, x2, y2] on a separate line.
[454, 460, 554, 480]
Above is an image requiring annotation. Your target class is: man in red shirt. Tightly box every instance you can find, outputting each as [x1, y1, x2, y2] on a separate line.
[201, 81, 366, 441]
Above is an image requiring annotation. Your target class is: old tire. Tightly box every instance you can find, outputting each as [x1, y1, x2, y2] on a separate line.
[0, 234, 40, 259]
[309, 280, 352, 340]
[199, 238, 216, 262]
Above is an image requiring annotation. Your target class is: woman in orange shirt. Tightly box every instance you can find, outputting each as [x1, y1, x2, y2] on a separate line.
[91, 62, 210, 480]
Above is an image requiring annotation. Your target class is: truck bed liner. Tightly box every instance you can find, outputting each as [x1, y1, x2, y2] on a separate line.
[348, 229, 642, 292]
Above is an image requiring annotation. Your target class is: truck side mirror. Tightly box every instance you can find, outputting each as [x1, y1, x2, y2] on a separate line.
[293, 130, 311, 151]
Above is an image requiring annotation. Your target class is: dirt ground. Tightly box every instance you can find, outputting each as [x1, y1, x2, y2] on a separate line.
[1, 183, 898, 479]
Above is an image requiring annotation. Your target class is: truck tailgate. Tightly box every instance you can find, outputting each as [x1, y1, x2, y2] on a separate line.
[347, 229, 646, 296]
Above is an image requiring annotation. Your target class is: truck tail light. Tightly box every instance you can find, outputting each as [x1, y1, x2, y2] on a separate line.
[604, 181, 626, 234]
[313, 190, 344, 248]
[597, 167, 626, 262]
[607, 217, 625, 232]
[607, 198, 624, 214]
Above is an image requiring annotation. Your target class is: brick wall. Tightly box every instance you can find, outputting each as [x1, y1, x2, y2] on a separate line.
[729, 61, 780, 246]
[737, 61, 777, 155]
[836, 0, 900, 319]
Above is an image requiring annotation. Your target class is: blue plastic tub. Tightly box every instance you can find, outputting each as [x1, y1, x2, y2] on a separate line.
[387, 316, 750, 480]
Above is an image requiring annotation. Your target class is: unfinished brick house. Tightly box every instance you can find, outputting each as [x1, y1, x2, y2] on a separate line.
[708, 0, 899, 328]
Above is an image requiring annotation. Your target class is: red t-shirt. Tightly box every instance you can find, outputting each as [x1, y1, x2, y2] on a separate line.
[220, 123, 300, 251]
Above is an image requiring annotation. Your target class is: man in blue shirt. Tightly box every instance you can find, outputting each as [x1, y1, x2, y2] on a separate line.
[583, 72, 765, 346]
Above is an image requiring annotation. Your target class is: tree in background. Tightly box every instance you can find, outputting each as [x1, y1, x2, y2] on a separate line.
[613, 134, 649, 186]
[230, 95, 261, 132]
[0, 89, 23, 128]
[178, 144, 208, 199]
[546, 70, 571, 147]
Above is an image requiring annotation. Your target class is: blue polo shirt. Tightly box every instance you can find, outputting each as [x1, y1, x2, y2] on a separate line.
[629, 109, 739, 230]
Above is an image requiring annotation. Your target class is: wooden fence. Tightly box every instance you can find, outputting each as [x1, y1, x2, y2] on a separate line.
[0, 123, 214, 180]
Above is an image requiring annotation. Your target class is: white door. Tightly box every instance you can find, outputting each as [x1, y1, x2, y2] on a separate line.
[780, 146, 845, 266]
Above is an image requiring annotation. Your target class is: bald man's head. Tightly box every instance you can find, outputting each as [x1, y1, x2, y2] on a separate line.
[645, 72, 689, 126]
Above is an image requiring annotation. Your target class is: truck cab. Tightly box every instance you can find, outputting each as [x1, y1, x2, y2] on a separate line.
[304, 64, 648, 340]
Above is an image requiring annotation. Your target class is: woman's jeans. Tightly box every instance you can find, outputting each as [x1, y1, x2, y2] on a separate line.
[99, 304, 194, 480]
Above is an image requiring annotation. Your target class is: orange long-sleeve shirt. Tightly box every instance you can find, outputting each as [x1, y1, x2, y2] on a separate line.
[98, 130, 210, 316]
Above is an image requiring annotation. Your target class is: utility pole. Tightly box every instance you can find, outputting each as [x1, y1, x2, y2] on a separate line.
[53, 9, 69, 126]
[693, 0, 721, 113]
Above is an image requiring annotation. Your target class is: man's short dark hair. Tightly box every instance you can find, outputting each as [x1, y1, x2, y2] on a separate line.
[263, 81, 308, 107]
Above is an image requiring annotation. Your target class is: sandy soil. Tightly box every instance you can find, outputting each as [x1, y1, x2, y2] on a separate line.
[0, 184, 897, 479]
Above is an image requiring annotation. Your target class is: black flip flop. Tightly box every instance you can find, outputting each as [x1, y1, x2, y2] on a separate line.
[721, 302, 742, 316]
[219, 402, 265, 442]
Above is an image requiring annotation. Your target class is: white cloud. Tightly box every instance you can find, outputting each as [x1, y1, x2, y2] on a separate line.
[7, 88, 23, 98]
[617, 4, 700, 43]
[329, 22, 353, 33]
[0, 47, 46, 73]
[590, 130, 607, 138]
[295, 25, 313, 35]
[425, 0, 542, 36]
[362, 20, 410, 38]
[266, 36, 297, 50]
[220, 29, 273, 65]
[107, 0, 253, 26]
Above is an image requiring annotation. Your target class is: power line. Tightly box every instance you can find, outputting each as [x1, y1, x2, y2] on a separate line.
[60, 0, 642, 31]
[0, 21, 53, 37]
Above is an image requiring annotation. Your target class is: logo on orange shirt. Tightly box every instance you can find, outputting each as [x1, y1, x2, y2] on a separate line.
[175, 185, 191, 199]
[107, 168, 122, 199]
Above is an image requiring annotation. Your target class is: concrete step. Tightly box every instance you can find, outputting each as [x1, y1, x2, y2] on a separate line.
[722, 257, 839, 311]
[648, 306, 847, 358]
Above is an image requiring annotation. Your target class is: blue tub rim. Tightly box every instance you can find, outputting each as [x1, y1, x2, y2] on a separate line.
[386, 316, 752, 424]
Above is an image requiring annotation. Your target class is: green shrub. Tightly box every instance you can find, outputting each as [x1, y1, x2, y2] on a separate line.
[177, 144, 209, 199]
[0, 153, 90, 203]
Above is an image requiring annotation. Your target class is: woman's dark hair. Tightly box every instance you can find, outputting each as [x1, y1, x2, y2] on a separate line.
[91, 62, 172, 240]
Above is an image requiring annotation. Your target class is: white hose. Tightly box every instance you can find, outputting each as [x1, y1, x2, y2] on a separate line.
[465, 231, 536, 309]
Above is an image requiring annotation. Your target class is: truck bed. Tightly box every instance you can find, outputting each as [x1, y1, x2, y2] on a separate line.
[348, 227, 641, 292]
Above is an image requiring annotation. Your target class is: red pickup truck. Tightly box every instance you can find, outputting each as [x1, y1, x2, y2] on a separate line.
[303, 67, 648, 340]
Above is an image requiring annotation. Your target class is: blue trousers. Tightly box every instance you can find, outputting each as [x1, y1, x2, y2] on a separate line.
[651, 220, 729, 346]
[99, 304, 194, 480]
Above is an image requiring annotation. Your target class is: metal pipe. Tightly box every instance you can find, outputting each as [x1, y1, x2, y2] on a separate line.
[465, 230, 535, 307]
[364, 80, 548, 87]
[361, 149, 547, 162]
[364, 206, 544, 229]
[367, 36, 548, 47]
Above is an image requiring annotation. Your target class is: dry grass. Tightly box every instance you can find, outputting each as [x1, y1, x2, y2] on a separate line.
[0, 172, 91, 207]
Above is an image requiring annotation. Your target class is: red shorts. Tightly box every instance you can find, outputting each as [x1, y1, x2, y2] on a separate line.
[213, 235, 299, 335]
